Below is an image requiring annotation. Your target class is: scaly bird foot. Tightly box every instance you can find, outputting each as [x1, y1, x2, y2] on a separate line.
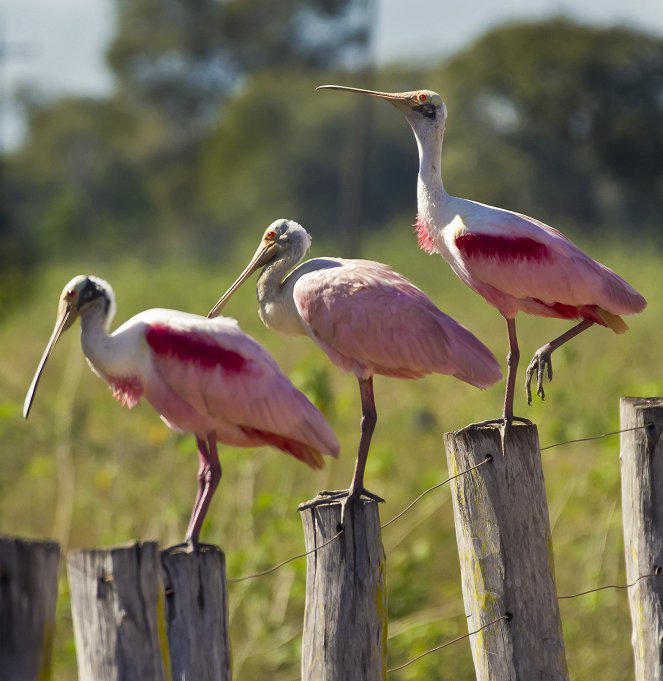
[314, 489, 353, 499]
[164, 539, 218, 555]
[459, 416, 534, 456]
[298, 488, 385, 528]
[465, 416, 533, 430]
[525, 349, 554, 405]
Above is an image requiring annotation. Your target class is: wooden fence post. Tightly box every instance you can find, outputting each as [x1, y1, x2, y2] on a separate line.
[160, 544, 231, 681]
[67, 542, 168, 681]
[0, 536, 60, 681]
[300, 499, 387, 681]
[620, 397, 663, 681]
[443, 423, 569, 680]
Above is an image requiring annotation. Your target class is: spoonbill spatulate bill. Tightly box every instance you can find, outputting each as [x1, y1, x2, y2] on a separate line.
[209, 219, 501, 524]
[318, 85, 647, 428]
[24, 275, 339, 545]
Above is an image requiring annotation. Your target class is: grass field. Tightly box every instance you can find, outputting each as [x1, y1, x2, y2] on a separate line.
[1, 221, 661, 679]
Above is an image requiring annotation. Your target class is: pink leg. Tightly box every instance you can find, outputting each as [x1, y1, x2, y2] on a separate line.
[347, 376, 380, 500]
[298, 376, 384, 526]
[503, 317, 520, 422]
[189, 441, 209, 525]
[471, 317, 530, 452]
[185, 435, 222, 545]
[526, 319, 594, 404]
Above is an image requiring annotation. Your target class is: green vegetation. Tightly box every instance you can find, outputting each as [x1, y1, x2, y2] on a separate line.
[1, 223, 660, 679]
[6, 18, 663, 297]
[2, 6, 663, 679]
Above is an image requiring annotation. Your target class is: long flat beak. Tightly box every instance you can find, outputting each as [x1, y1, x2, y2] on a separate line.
[208, 241, 276, 318]
[23, 303, 74, 419]
[317, 84, 415, 104]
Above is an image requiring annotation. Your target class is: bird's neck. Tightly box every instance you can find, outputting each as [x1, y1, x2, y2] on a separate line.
[413, 123, 447, 220]
[256, 251, 306, 335]
[257, 252, 296, 303]
[79, 301, 115, 373]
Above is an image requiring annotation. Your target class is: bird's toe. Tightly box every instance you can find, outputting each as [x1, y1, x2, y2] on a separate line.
[298, 490, 349, 512]
[526, 349, 554, 404]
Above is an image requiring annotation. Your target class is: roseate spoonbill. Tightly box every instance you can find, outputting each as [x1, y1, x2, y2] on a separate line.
[318, 85, 646, 427]
[209, 219, 501, 523]
[23, 275, 339, 545]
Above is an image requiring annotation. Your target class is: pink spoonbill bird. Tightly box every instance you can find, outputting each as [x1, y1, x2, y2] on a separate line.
[208, 219, 502, 523]
[23, 275, 339, 545]
[318, 85, 647, 427]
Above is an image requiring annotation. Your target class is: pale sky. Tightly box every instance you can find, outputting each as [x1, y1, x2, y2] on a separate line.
[2, 0, 663, 149]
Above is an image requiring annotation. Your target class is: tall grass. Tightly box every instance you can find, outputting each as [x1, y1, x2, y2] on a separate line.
[1, 222, 660, 679]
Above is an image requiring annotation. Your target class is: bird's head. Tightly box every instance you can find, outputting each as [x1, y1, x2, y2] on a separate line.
[258, 219, 312, 260]
[65, 275, 114, 317]
[208, 219, 312, 318]
[23, 275, 114, 419]
[317, 84, 447, 133]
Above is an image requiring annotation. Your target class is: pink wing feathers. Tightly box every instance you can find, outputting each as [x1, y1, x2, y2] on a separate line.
[449, 204, 646, 325]
[138, 312, 339, 467]
[292, 259, 502, 388]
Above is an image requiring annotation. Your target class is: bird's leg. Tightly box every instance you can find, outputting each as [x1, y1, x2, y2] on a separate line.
[185, 435, 222, 548]
[353, 376, 378, 495]
[502, 317, 520, 424]
[340, 376, 383, 520]
[188, 440, 209, 526]
[470, 317, 531, 449]
[525, 319, 594, 404]
[298, 377, 384, 525]
[496, 317, 522, 452]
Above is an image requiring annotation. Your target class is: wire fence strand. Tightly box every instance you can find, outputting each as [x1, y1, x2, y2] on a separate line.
[227, 457, 492, 582]
[227, 422, 653, 583]
[540, 424, 651, 451]
[227, 529, 343, 583]
[381, 455, 493, 529]
[224, 418, 660, 675]
[386, 568, 661, 673]
[387, 613, 511, 673]
[558, 566, 661, 600]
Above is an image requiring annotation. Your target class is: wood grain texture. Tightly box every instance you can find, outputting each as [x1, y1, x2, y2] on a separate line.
[66, 542, 167, 681]
[620, 397, 663, 681]
[160, 544, 231, 681]
[0, 535, 60, 681]
[444, 423, 568, 681]
[300, 499, 387, 681]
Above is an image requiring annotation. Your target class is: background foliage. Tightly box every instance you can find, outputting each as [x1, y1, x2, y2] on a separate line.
[2, 3, 663, 679]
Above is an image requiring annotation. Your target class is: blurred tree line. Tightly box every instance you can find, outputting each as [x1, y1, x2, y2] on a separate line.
[3, 7, 663, 316]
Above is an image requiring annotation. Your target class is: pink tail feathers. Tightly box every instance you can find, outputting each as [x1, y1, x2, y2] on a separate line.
[282, 392, 340, 468]
[446, 323, 503, 389]
[242, 421, 338, 470]
[296, 395, 341, 460]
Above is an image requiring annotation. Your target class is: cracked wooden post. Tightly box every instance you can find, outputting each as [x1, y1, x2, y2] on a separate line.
[0, 535, 60, 681]
[620, 397, 663, 681]
[443, 423, 568, 680]
[67, 542, 168, 681]
[160, 544, 231, 681]
[300, 499, 387, 681]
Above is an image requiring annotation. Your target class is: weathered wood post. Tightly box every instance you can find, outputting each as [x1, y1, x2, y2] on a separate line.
[160, 544, 231, 681]
[300, 499, 387, 681]
[443, 423, 568, 680]
[67, 542, 168, 681]
[620, 397, 663, 681]
[0, 536, 60, 681]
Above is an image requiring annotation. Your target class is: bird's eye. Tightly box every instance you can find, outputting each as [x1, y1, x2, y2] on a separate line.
[418, 93, 427, 102]
[266, 230, 276, 240]
[66, 289, 76, 299]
